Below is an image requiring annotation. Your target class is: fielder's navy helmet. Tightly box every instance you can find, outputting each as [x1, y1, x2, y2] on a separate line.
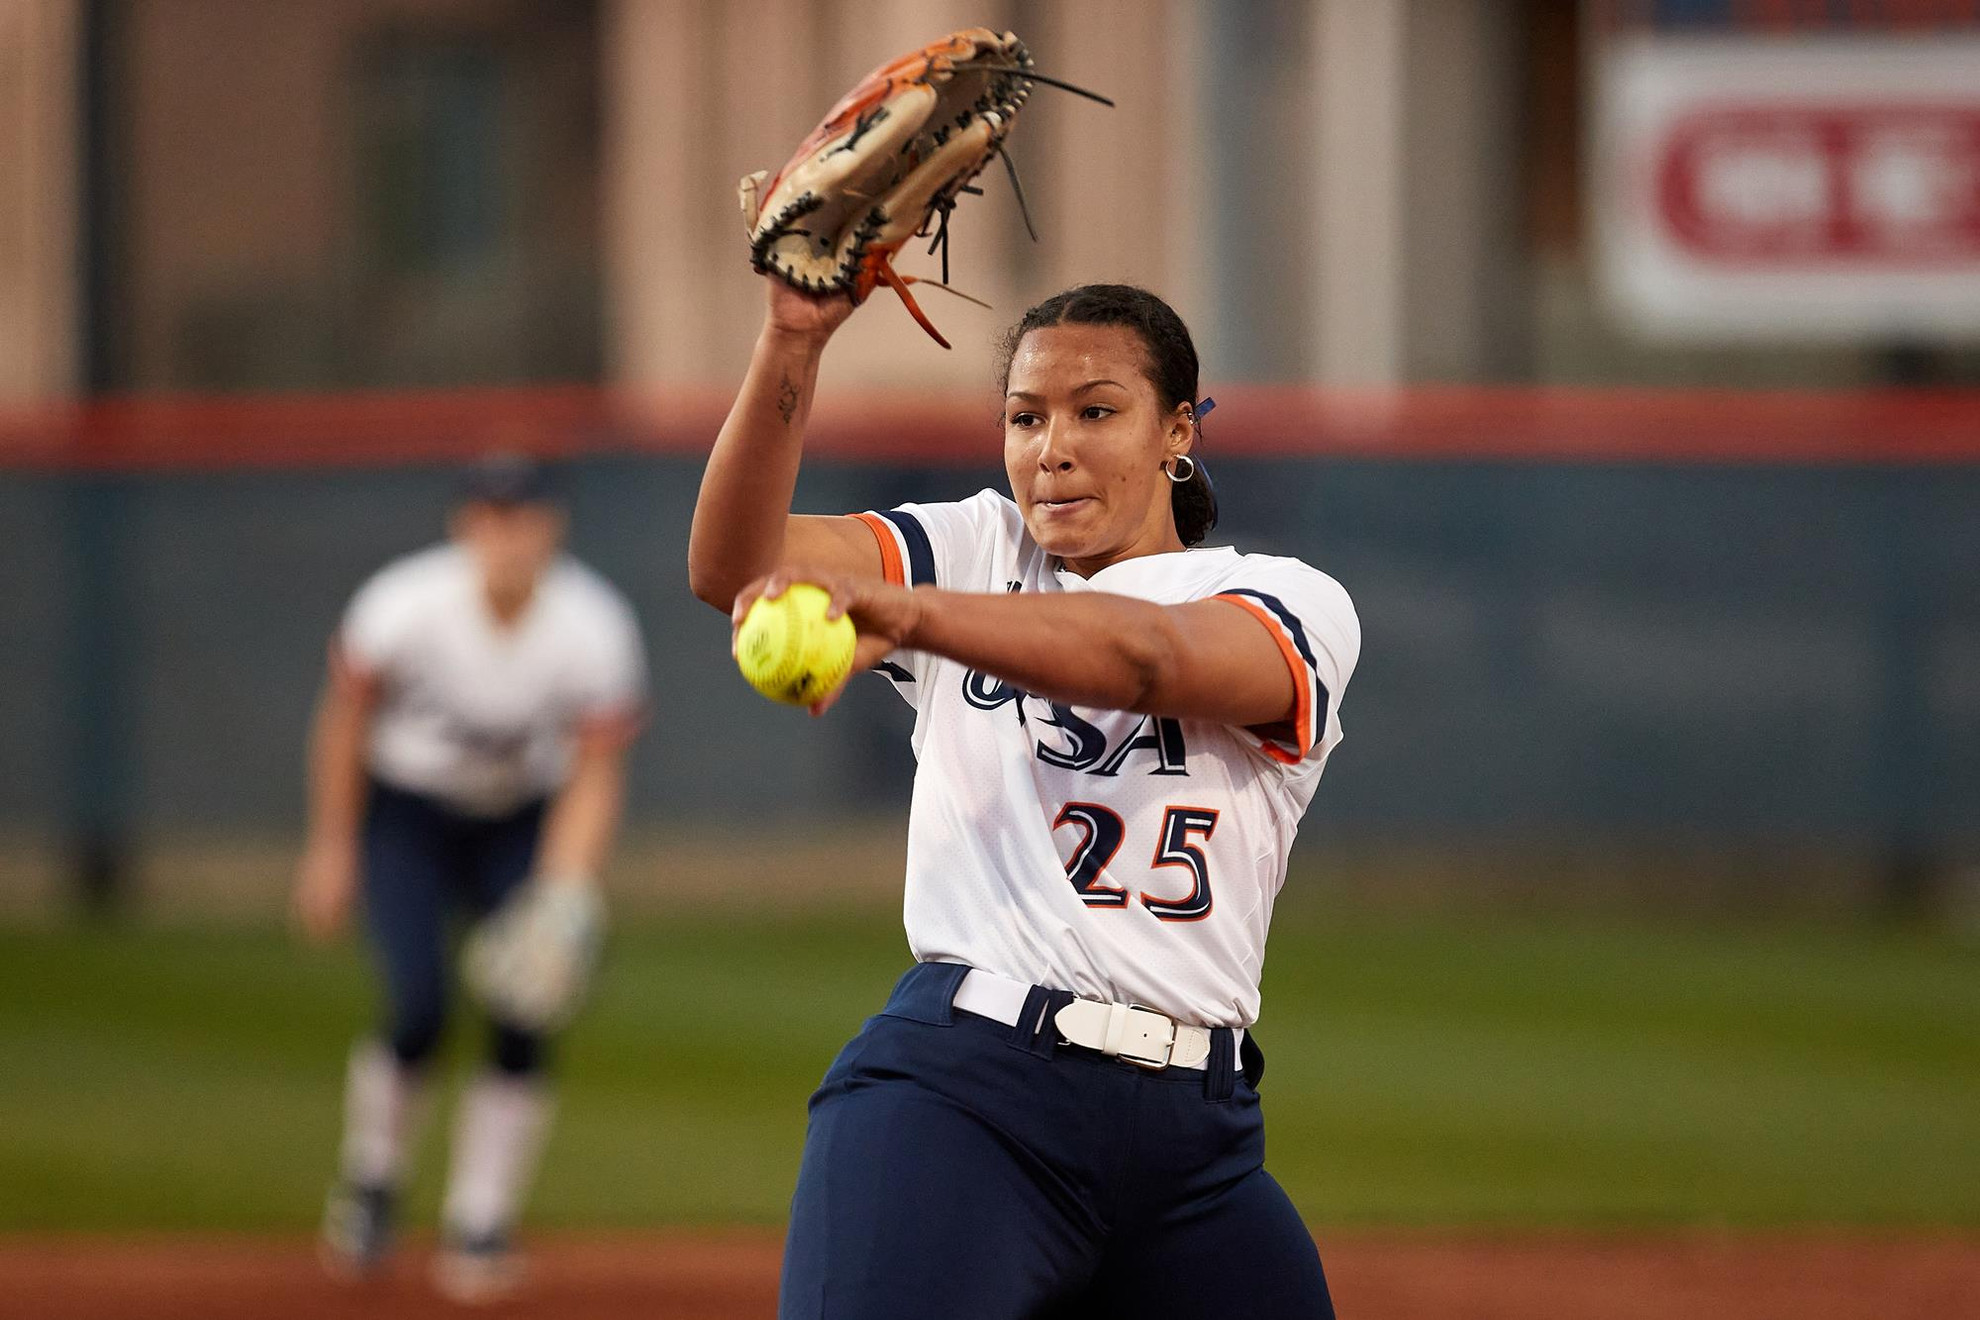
[457, 452, 559, 507]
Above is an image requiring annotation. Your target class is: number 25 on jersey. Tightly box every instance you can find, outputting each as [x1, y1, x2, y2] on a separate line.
[1053, 803, 1218, 922]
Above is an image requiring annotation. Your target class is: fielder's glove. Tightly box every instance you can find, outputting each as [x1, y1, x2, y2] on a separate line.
[463, 880, 604, 1033]
[738, 27, 1109, 348]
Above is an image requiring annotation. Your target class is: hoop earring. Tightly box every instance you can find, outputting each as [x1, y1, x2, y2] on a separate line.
[1165, 454, 1197, 484]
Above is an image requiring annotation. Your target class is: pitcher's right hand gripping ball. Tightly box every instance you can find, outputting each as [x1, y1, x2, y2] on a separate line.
[739, 28, 1109, 348]
[736, 583, 856, 708]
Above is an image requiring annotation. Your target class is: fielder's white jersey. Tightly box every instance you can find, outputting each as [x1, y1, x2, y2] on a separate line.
[338, 544, 646, 817]
[855, 490, 1360, 1029]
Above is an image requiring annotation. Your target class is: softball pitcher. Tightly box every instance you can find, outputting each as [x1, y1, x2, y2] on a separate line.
[690, 279, 1359, 1318]
[293, 454, 645, 1301]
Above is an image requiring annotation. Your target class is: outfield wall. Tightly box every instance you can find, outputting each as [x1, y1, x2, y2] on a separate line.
[2, 413, 1974, 873]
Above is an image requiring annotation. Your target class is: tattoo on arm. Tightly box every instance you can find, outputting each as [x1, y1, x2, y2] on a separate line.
[775, 373, 801, 425]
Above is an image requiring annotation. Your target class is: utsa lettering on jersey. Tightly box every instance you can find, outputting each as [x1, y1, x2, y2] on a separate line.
[691, 281, 1360, 1318]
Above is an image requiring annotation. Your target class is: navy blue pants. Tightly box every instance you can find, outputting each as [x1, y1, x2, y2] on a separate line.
[780, 962, 1335, 1319]
[361, 780, 547, 1075]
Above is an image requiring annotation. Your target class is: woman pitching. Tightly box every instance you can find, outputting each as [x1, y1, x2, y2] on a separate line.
[691, 279, 1359, 1318]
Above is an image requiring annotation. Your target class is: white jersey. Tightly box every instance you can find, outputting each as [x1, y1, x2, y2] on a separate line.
[338, 544, 646, 817]
[855, 490, 1360, 1029]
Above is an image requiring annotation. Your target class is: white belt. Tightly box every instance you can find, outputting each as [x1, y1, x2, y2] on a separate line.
[950, 967, 1240, 1072]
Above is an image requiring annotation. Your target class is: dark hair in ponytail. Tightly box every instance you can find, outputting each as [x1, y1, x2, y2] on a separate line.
[996, 284, 1219, 547]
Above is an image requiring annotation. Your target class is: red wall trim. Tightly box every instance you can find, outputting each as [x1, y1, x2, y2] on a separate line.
[2, 384, 1978, 471]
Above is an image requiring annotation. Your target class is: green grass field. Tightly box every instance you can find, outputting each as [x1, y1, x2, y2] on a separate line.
[1, 905, 1974, 1233]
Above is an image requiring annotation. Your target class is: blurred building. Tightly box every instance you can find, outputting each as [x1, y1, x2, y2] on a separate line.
[5, 0, 1973, 409]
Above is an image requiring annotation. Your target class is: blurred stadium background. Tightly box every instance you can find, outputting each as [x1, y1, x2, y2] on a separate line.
[1, 1, 1977, 1316]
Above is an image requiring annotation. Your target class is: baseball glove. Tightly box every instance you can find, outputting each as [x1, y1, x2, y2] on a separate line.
[463, 880, 604, 1033]
[739, 28, 1109, 348]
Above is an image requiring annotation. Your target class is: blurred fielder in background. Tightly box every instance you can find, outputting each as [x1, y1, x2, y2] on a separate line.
[291, 453, 646, 1302]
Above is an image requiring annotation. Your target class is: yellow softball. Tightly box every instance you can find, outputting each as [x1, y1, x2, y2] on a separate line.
[735, 583, 857, 707]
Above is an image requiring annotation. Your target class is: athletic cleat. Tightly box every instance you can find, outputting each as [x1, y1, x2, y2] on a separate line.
[431, 1231, 523, 1305]
[319, 1181, 396, 1278]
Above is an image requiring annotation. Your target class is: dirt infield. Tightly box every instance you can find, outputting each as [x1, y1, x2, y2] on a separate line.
[3, 1231, 1976, 1319]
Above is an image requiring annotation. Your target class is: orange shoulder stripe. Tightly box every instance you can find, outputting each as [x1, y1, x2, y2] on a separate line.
[851, 512, 906, 587]
[1213, 593, 1313, 763]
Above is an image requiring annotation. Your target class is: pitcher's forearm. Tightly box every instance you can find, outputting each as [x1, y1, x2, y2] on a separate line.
[896, 589, 1296, 729]
[905, 589, 1180, 713]
[688, 326, 830, 607]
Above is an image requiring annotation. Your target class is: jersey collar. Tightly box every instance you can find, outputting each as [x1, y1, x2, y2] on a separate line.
[1052, 545, 1239, 599]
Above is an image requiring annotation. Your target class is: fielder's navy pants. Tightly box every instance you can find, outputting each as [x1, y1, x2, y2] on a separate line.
[779, 961, 1336, 1319]
[361, 779, 547, 1076]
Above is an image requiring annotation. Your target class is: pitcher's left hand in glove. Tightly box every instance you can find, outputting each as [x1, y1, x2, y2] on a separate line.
[738, 26, 1109, 348]
[464, 880, 605, 1032]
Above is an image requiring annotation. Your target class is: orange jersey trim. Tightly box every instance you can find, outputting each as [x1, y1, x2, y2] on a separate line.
[1213, 594, 1312, 764]
[852, 512, 906, 587]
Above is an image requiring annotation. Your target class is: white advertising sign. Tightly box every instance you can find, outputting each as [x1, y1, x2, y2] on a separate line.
[1593, 37, 1980, 340]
